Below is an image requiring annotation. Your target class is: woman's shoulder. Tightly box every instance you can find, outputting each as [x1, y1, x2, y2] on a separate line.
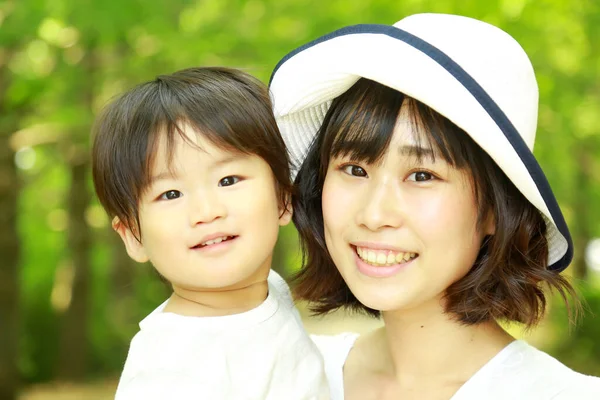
[311, 332, 360, 367]
[470, 340, 600, 399]
[518, 341, 600, 398]
[550, 373, 600, 400]
[311, 331, 360, 347]
[515, 340, 596, 376]
[310, 333, 360, 400]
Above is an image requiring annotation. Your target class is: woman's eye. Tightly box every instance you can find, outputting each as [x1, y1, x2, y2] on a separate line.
[341, 164, 368, 177]
[160, 190, 182, 200]
[218, 176, 240, 187]
[407, 171, 435, 182]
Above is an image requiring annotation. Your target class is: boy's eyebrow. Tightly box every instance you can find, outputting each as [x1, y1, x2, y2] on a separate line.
[148, 154, 247, 184]
[213, 153, 246, 167]
[148, 171, 178, 184]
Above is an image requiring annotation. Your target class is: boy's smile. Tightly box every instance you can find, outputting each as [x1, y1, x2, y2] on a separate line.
[190, 234, 239, 254]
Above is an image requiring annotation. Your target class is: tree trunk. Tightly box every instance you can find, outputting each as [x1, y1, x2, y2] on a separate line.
[56, 153, 92, 381]
[0, 66, 21, 400]
[56, 43, 95, 381]
[109, 229, 137, 341]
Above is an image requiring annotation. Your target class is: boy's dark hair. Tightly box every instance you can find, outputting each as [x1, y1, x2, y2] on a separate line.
[92, 67, 292, 238]
[292, 78, 577, 328]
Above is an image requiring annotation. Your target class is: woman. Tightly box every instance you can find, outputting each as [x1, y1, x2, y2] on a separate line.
[269, 13, 600, 400]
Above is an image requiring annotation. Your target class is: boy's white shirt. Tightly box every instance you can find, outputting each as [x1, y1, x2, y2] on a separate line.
[312, 334, 600, 400]
[115, 270, 329, 400]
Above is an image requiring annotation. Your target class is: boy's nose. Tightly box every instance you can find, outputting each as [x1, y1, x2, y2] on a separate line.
[189, 191, 227, 225]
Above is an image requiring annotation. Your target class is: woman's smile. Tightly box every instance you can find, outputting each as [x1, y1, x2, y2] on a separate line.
[353, 245, 418, 278]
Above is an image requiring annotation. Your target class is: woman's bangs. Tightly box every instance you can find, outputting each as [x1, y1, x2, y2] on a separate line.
[322, 78, 405, 165]
[328, 105, 398, 164]
[318, 77, 478, 174]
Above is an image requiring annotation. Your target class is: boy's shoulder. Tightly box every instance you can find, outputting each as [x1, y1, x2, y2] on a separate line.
[117, 272, 328, 400]
[267, 269, 292, 299]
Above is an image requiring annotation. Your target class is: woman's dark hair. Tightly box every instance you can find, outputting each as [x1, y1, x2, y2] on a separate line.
[293, 78, 577, 327]
[92, 67, 292, 239]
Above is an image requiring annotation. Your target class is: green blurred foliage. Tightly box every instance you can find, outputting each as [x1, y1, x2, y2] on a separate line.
[1, 0, 599, 388]
[548, 281, 600, 376]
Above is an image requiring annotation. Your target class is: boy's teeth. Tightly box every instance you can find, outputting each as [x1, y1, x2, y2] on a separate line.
[202, 236, 229, 246]
[356, 246, 417, 266]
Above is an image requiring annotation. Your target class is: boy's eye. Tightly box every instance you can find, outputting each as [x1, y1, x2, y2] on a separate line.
[218, 176, 240, 187]
[407, 171, 435, 182]
[160, 190, 182, 200]
[341, 164, 368, 177]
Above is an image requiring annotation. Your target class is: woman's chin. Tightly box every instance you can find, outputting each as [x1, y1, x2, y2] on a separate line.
[351, 288, 410, 312]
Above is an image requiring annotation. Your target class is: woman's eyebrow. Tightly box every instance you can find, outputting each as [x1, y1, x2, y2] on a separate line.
[397, 145, 436, 160]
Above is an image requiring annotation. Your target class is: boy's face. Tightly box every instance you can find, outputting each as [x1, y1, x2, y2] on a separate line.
[116, 123, 291, 291]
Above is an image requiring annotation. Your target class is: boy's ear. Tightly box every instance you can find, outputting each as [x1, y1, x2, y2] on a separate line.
[112, 217, 149, 263]
[278, 195, 293, 227]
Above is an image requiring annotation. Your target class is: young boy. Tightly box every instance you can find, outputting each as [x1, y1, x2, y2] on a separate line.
[92, 67, 329, 399]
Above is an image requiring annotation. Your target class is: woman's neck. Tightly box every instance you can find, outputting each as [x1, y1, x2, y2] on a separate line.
[378, 296, 514, 385]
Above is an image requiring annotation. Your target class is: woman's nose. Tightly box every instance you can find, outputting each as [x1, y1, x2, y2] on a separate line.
[355, 178, 404, 232]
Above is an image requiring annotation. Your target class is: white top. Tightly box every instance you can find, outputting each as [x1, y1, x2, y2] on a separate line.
[115, 271, 329, 400]
[312, 334, 600, 400]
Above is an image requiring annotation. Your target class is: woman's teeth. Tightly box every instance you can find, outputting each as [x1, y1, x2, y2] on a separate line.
[356, 247, 417, 266]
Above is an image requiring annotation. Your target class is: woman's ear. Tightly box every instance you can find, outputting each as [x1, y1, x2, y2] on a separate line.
[483, 210, 496, 236]
[113, 217, 149, 263]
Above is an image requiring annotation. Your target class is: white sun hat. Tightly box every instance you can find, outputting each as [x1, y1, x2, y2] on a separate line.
[269, 13, 572, 272]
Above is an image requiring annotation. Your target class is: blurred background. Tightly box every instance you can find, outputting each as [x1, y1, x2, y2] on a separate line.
[1, 0, 600, 398]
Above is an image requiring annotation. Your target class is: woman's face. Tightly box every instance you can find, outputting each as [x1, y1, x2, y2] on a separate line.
[321, 106, 494, 312]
